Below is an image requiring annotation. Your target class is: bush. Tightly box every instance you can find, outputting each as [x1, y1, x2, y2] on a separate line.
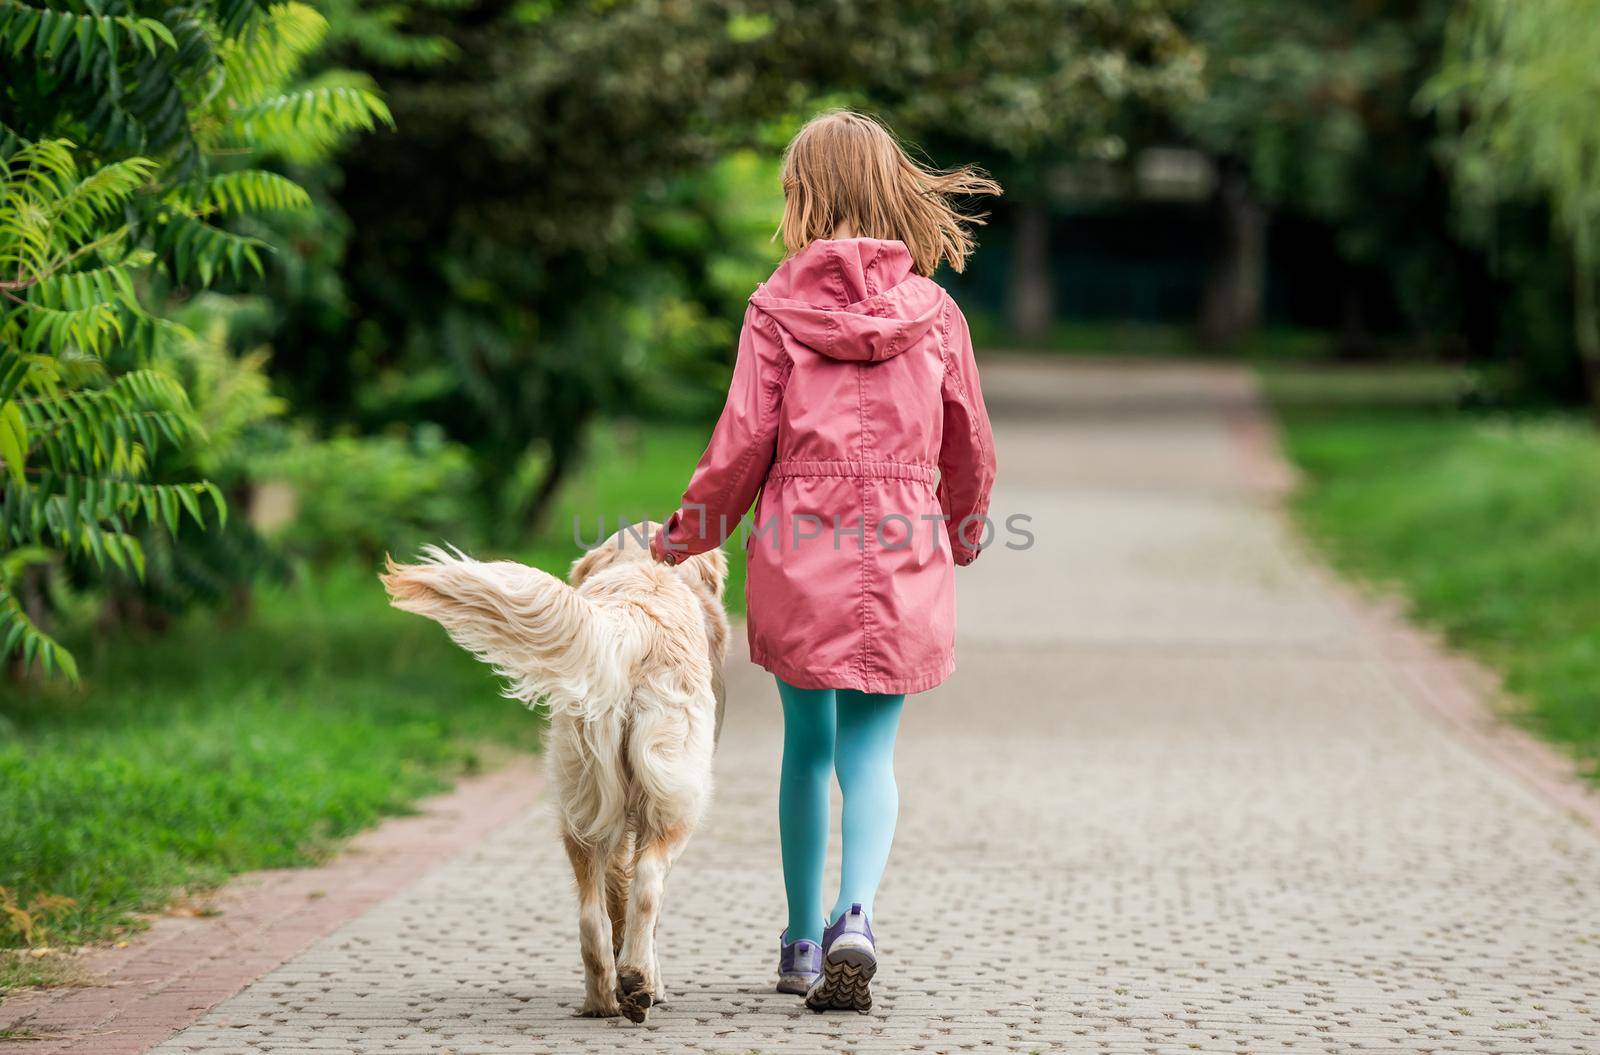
[253, 427, 476, 565]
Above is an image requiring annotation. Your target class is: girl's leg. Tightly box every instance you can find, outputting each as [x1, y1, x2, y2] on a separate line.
[829, 689, 906, 923]
[776, 678, 837, 944]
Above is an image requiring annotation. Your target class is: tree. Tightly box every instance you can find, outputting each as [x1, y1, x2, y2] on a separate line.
[1427, 0, 1600, 415]
[1176, 0, 1466, 350]
[0, 0, 388, 678]
[812, 1, 1203, 344]
[287, 0, 1200, 532]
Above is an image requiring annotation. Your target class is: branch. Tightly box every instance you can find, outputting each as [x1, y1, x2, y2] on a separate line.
[0, 228, 135, 293]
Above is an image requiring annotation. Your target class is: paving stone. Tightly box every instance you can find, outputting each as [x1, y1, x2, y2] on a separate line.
[130, 360, 1600, 1052]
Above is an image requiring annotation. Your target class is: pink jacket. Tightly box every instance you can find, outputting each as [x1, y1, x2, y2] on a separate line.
[653, 238, 996, 694]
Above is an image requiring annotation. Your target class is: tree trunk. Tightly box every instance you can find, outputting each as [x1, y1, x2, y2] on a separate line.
[1573, 256, 1600, 424]
[1337, 281, 1376, 359]
[1007, 200, 1053, 345]
[7, 565, 51, 684]
[524, 448, 571, 536]
[1459, 247, 1500, 363]
[1199, 162, 1266, 349]
[519, 417, 593, 540]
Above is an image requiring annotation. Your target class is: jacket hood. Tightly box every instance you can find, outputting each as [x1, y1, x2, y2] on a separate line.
[749, 238, 944, 362]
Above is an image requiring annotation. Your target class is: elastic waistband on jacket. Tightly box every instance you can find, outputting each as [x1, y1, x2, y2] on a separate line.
[769, 459, 939, 484]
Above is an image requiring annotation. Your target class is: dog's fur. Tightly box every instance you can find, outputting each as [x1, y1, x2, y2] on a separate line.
[381, 524, 729, 1022]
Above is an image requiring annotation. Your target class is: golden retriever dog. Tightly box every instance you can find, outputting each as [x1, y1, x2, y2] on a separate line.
[380, 523, 729, 1023]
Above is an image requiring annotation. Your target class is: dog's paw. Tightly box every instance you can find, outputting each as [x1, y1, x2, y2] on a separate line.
[616, 968, 654, 1024]
[575, 998, 622, 1018]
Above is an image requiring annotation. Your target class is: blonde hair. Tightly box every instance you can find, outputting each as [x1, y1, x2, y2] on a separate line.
[779, 110, 1002, 277]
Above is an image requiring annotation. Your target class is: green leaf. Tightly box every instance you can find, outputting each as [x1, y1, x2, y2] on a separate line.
[159, 487, 179, 535]
[204, 481, 228, 527]
[0, 402, 26, 484]
[193, 170, 312, 215]
[0, 584, 79, 684]
[177, 484, 203, 526]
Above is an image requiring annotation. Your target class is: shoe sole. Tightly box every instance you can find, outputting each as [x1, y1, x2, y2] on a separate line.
[776, 974, 816, 995]
[805, 935, 875, 1013]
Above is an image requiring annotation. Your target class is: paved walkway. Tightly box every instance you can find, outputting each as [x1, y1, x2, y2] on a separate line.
[89, 362, 1600, 1050]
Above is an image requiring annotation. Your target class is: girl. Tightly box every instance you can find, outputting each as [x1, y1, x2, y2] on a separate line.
[651, 110, 998, 1013]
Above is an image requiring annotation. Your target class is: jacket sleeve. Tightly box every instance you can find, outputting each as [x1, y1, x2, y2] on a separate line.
[936, 300, 998, 566]
[653, 308, 788, 563]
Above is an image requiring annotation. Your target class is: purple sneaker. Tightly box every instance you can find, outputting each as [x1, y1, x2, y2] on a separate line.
[777, 931, 822, 995]
[806, 903, 876, 1013]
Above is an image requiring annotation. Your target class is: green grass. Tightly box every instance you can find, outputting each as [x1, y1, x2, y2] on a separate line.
[516, 421, 747, 610]
[0, 950, 87, 992]
[0, 567, 540, 958]
[1263, 364, 1600, 779]
[0, 420, 734, 969]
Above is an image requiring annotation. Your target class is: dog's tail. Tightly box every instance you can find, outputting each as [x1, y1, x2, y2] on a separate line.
[381, 545, 639, 716]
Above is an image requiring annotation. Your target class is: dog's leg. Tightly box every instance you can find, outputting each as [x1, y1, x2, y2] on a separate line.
[615, 823, 691, 1023]
[651, 920, 665, 1004]
[563, 831, 621, 1018]
[605, 831, 633, 958]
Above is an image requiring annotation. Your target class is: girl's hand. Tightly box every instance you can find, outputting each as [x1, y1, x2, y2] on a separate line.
[649, 525, 679, 565]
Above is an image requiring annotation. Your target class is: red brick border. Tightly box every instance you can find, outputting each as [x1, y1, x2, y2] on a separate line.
[0, 761, 542, 1054]
[4, 364, 1595, 1053]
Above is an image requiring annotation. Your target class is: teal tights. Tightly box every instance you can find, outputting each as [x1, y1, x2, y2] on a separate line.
[776, 677, 906, 944]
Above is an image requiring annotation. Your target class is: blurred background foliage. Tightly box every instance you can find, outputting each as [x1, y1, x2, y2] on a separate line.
[2, 0, 1214, 682]
[18, 0, 1598, 681]
[3, 0, 1600, 958]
